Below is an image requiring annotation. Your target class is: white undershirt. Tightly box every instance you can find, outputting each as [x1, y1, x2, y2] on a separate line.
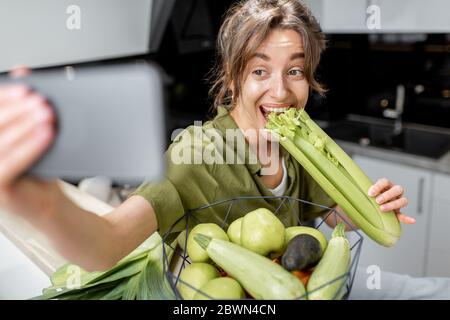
[268, 157, 288, 196]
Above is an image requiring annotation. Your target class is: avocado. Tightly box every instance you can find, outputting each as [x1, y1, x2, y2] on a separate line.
[285, 226, 327, 252]
[281, 234, 322, 271]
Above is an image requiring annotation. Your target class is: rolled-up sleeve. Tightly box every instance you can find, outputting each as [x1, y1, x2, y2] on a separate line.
[130, 126, 218, 239]
[131, 178, 186, 237]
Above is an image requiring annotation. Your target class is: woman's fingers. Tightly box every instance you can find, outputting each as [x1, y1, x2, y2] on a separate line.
[368, 177, 415, 224]
[0, 94, 47, 131]
[375, 184, 404, 204]
[0, 86, 55, 189]
[379, 196, 408, 212]
[396, 211, 416, 224]
[0, 123, 54, 188]
[368, 177, 393, 197]
[0, 85, 30, 104]
[381, 197, 416, 226]
[9, 65, 32, 78]
[0, 99, 54, 156]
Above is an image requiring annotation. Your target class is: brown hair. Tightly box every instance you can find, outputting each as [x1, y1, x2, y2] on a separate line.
[209, 0, 326, 110]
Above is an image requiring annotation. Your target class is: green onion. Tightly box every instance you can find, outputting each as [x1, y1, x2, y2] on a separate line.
[34, 232, 176, 300]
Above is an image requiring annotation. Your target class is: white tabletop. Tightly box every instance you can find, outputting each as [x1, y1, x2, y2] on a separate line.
[0, 180, 114, 300]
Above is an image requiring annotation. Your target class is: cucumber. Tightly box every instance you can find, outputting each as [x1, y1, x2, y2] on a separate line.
[307, 223, 351, 300]
[194, 234, 306, 300]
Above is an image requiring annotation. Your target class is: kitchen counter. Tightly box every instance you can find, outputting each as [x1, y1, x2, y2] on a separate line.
[315, 114, 450, 175]
[0, 180, 114, 299]
[336, 139, 450, 175]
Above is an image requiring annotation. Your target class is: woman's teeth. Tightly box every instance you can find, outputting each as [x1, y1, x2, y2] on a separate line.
[261, 106, 292, 113]
[260, 105, 293, 119]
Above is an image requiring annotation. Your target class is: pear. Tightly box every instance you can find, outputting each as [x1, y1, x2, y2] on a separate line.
[227, 217, 243, 245]
[240, 208, 285, 256]
[177, 263, 220, 300]
[187, 223, 229, 262]
[194, 277, 245, 300]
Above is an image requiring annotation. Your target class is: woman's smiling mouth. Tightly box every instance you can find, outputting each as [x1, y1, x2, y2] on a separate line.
[259, 104, 295, 120]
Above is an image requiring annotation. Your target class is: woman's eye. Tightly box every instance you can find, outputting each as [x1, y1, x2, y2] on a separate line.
[288, 69, 304, 77]
[252, 69, 266, 77]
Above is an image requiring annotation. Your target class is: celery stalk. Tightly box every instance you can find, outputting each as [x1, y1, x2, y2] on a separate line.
[266, 109, 401, 246]
[293, 134, 384, 229]
[297, 110, 401, 236]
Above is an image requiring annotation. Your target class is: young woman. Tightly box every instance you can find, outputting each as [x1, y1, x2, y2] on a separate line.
[1, 0, 447, 299]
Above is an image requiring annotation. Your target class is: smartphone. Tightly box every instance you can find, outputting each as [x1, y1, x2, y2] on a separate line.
[0, 62, 166, 186]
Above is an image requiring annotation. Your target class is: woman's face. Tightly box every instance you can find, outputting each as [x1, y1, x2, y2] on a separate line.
[231, 28, 309, 138]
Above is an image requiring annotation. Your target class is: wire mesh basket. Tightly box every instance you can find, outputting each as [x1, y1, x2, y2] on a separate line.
[162, 196, 363, 300]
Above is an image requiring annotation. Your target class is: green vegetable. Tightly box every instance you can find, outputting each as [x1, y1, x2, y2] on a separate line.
[194, 277, 245, 300]
[194, 233, 306, 300]
[266, 109, 401, 247]
[187, 223, 229, 262]
[34, 232, 176, 300]
[285, 226, 328, 252]
[307, 223, 351, 300]
[177, 263, 220, 300]
[227, 217, 243, 245]
[240, 208, 285, 256]
[281, 234, 322, 271]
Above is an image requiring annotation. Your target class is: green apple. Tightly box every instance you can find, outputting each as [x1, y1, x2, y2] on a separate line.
[240, 208, 285, 256]
[194, 277, 245, 300]
[285, 226, 328, 252]
[187, 223, 229, 262]
[177, 263, 220, 300]
[227, 218, 243, 245]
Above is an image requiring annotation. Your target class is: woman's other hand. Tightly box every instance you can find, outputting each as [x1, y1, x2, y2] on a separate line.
[368, 178, 415, 224]
[0, 66, 57, 217]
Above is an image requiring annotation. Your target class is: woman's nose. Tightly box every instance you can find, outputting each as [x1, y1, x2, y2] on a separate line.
[269, 74, 289, 100]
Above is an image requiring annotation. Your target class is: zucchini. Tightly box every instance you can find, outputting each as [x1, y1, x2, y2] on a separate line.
[194, 234, 306, 300]
[307, 223, 351, 300]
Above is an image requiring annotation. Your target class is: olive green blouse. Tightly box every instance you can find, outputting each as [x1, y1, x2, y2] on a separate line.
[132, 106, 336, 241]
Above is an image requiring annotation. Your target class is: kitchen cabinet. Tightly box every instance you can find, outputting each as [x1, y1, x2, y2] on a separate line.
[352, 155, 432, 277]
[302, 0, 367, 33]
[301, 0, 367, 33]
[426, 173, 450, 277]
[301, 0, 450, 33]
[374, 0, 450, 33]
